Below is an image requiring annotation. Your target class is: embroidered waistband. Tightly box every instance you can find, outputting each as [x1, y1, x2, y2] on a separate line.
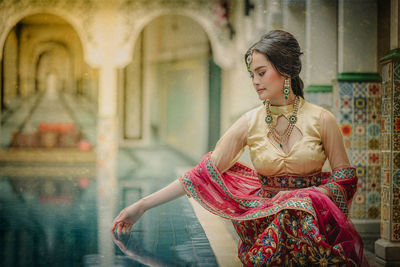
[258, 172, 324, 189]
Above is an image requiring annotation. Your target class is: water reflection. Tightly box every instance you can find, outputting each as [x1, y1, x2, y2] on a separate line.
[0, 175, 98, 267]
[0, 147, 219, 267]
[112, 231, 174, 266]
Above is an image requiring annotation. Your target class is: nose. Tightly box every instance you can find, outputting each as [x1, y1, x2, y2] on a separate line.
[252, 76, 260, 87]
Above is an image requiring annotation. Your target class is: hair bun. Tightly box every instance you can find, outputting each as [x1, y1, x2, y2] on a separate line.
[245, 30, 304, 98]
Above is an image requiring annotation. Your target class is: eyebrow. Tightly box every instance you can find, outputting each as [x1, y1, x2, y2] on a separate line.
[250, 66, 267, 72]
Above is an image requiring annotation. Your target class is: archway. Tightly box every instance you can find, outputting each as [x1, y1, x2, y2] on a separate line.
[1, 13, 98, 147]
[0, 12, 98, 266]
[122, 14, 222, 160]
[34, 43, 71, 93]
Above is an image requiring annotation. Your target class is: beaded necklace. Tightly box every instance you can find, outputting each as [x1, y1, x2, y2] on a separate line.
[264, 96, 300, 148]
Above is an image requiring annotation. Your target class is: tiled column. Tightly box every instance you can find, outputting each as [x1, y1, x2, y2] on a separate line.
[334, 0, 380, 251]
[304, 0, 337, 109]
[374, 1, 400, 265]
[375, 50, 400, 266]
[335, 74, 381, 251]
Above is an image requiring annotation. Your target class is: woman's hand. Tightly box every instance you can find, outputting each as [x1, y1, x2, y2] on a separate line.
[112, 200, 145, 234]
[111, 180, 186, 234]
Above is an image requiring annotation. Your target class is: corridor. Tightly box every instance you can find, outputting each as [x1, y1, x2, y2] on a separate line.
[0, 88, 220, 266]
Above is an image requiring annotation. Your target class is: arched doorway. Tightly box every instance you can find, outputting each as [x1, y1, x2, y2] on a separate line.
[121, 14, 221, 160]
[0, 13, 98, 267]
[1, 13, 98, 147]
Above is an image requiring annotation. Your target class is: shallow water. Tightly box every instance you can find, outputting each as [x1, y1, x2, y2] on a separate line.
[0, 147, 218, 267]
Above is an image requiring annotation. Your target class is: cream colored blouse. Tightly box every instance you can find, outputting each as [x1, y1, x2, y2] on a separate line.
[211, 98, 350, 175]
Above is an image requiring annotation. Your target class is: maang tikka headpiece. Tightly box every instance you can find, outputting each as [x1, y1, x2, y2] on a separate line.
[246, 49, 254, 71]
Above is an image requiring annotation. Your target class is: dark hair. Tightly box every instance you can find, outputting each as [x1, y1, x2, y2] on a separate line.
[245, 30, 304, 98]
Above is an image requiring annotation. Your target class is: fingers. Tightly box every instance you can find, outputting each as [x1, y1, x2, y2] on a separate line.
[112, 216, 122, 231]
[111, 220, 118, 231]
[117, 223, 122, 235]
[111, 208, 136, 233]
[114, 221, 132, 235]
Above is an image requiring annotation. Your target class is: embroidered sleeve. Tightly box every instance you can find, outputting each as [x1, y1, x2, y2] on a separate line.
[210, 114, 248, 173]
[320, 168, 358, 216]
[319, 110, 357, 216]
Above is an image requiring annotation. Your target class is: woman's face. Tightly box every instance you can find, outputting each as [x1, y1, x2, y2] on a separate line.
[248, 51, 286, 104]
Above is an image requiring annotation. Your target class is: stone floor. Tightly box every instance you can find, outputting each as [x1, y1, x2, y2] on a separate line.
[0, 89, 383, 266]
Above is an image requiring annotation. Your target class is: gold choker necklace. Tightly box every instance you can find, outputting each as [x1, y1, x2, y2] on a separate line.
[264, 96, 300, 148]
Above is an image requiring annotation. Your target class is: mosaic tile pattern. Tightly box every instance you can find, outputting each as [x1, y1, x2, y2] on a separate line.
[392, 61, 400, 241]
[380, 62, 392, 240]
[380, 60, 400, 241]
[336, 81, 381, 220]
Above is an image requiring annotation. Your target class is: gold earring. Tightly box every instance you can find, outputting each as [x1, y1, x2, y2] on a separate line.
[283, 78, 290, 100]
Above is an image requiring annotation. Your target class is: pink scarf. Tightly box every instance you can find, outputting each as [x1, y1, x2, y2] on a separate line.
[179, 152, 366, 266]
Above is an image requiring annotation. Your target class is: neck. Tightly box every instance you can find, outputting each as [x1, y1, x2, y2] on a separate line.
[269, 94, 297, 106]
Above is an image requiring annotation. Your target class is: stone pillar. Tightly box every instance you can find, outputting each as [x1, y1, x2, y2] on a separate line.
[333, 0, 380, 252]
[265, 0, 283, 31]
[93, 3, 120, 266]
[282, 0, 305, 51]
[282, 0, 306, 83]
[338, 0, 377, 74]
[304, 0, 337, 110]
[375, 49, 400, 266]
[96, 65, 118, 267]
[0, 57, 2, 144]
[253, 0, 266, 36]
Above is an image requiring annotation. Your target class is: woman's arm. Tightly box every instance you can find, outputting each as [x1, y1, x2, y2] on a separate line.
[112, 180, 185, 234]
[112, 114, 248, 233]
[319, 109, 351, 169]
[211, 114, 248, 172]
[318, 109, 357, 216]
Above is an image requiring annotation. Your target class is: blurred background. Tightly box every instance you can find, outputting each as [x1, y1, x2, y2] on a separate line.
[0, 0, 398, 266]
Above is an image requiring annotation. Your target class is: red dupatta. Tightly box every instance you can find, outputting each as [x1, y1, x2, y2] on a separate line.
[179, 152, 366, 266]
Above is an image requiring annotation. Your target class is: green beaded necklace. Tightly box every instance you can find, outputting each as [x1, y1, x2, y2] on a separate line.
[264, 96, 300, 148]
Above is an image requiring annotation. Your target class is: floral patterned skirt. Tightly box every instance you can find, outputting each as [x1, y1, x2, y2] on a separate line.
[179, 153, 365, 266]
[233, 210, 358, 267]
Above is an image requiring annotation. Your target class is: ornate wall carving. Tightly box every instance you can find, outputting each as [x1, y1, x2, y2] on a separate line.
[0, 0, 234, 68]
[0, 0, 97, 63]
[117, 0, 234, 68]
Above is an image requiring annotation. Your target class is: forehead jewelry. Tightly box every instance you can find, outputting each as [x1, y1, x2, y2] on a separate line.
[246, 50, 254, 71]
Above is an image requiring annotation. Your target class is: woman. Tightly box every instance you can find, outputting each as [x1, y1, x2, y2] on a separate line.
[112, 30, 365, 266]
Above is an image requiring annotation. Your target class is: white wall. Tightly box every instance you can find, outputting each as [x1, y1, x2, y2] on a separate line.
[124, 15, 210, 160]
